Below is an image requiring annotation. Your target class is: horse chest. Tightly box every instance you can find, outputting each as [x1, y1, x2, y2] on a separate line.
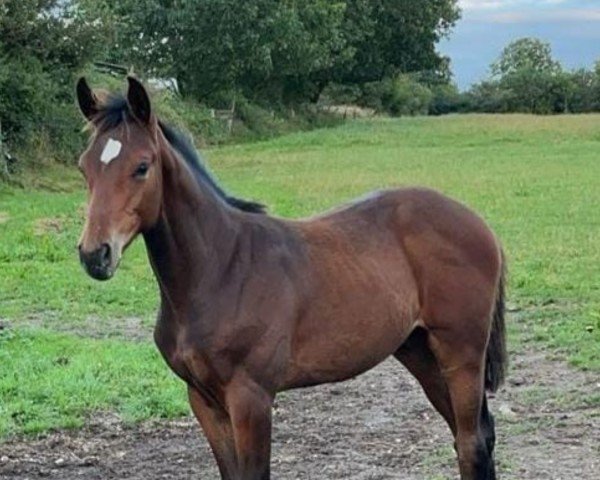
[154, 318, 233, 402]
[154, 319, 198, 373]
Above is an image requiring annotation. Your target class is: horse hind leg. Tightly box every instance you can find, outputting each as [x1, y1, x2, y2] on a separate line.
[479, 395, 496, 470]
[428, 328, 497, 480]
[394, 327, 456, 435]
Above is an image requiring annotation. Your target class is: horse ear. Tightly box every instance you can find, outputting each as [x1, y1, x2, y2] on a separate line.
[76, 77, 98, 121]
[126, 76, 152, 125]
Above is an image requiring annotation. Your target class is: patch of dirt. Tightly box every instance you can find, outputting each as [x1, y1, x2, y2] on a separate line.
[0, 351, 598, 479]
[0, 212, 9, 224]
[5, 314, 153, 342]
[33, 218, 64, 236]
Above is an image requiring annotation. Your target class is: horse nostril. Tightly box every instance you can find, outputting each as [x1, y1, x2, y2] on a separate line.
[78, 243, 115, 280]
[99, 243, 111, 266]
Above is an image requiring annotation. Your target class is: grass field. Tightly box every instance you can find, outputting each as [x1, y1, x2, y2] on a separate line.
[1, 114, 598, 438]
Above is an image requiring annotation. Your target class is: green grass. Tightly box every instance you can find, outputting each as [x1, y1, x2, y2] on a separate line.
[0, 186, 157, 322]
[1, 114, 599, 437]
[0, 329, 188, 436]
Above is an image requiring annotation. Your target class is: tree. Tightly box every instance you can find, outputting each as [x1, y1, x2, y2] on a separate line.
[491, 38, 560, 78]
[468, 43, 600, 115]
[79, 0, 460, 105]
[0, 1, 105, 144]
[0, 0, 107, 75]
[500, 68, 571, 114]
[594, 60, 600, 110]
[336, 0, 460, 85]
[562, 69, 595, 113]
[81, 0, 348, 104]
[484, 38, 571, 114]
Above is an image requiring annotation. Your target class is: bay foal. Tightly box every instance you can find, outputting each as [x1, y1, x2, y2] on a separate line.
[76, 77, 507, 479]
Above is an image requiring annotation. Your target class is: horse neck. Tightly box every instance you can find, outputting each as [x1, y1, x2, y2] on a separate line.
[142, 135, 241, 312]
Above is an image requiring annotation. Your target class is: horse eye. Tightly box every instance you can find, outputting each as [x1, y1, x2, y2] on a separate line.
[133, 162, 149, 178]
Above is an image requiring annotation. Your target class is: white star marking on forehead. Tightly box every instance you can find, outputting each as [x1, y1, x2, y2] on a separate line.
[100, 138, 122, 165]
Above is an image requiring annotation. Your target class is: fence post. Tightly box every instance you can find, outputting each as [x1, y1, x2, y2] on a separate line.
[228, 98, 236, 134]
[0, 120, 7, 179]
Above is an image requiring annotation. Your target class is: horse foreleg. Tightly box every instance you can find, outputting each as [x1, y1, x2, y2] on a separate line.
[225, 378, 273, 480]
[188, 387, 238, 479]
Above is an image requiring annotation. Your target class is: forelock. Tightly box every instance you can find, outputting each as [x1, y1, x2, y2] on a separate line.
[91, 92, 133, 132]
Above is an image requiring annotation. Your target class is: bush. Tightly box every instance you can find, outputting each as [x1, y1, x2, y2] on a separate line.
[235, 97, 341, 142]
[0, 55, 57, 143]
[429, 83, 464, 115]
[0, 64, 342, 182]
[389, 75, 433, 116]
[0, 54, 87, 165]
[464, 81, 512, 113]
[360, 75, 433, 116]
[360, 80, 392, 111]
[151, 90, 230, 146]
[319, 83, 362, 105]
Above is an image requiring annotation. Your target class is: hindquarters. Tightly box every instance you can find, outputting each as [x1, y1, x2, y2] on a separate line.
[389, 188, 507, 479]
[395, 271, 505, 480]
[391, 188, 505, 364]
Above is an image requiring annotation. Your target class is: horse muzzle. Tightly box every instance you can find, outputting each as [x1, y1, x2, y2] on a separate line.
[78, 242, 119, 281]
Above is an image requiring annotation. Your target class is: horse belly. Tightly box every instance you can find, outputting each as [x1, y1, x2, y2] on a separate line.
[283, 262, 419, 389]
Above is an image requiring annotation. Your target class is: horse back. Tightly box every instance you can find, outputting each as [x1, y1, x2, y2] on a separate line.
[281, 188, 501, 388]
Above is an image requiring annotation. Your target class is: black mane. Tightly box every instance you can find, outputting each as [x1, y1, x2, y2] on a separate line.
[93, 93, 266, 214]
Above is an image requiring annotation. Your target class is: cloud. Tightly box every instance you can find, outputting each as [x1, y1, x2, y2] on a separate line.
[459, 0, 509, 10]
[459, 1, 600, 23]
[444, 0, 600, 88]
[459, 0, 569, 10]
[489, 8, 600, 22]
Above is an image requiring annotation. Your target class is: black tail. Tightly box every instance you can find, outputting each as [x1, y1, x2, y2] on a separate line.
[485, 249, 508, 392]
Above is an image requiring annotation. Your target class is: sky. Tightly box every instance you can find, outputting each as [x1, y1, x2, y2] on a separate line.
[438, 0, 600, 89]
